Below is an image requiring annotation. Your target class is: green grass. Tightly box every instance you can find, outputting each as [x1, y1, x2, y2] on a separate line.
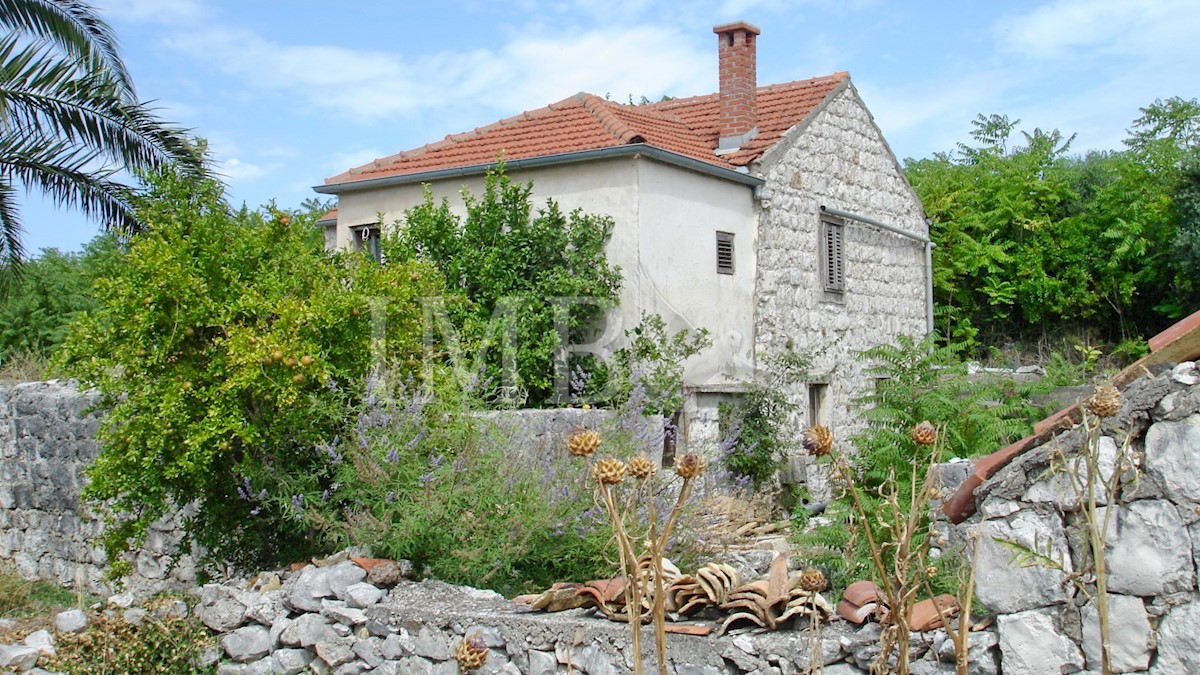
[0, 562, 84, 618]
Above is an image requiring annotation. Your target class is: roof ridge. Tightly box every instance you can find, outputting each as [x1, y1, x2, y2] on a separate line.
[576, 93, 644, 144]
[644, 71, 849, 111]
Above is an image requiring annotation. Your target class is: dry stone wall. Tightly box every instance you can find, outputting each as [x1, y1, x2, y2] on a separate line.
[959, 361, 1200, 673]
[0, 380, 197, 596]
[0, 382, 661, 598]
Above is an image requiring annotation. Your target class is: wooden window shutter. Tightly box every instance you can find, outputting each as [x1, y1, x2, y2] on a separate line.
[716, 231, 735, 275]
[822, 221, 844, 292]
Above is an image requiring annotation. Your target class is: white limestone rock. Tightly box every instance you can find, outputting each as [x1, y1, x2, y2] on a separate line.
[413, 626, 451, 661]
[321, 599, 368, 626]
[199, 593, 248, 632]
[379, 632, 408, 660]
[24, 629, 54, 658]
[222, 624, 271, 663]
[272, 647, 314, 675]
[1152, 599, 1200, 674]
[239, 589, 286, 626]
[106, 590, 135, 608]
[352, 637, 382, 668]
[527, 650, 557, 675]
[53, 608, 86, 633]
[288, 565, 334, 612]
[0, 644, 40, 671]
[1171, 361, 1199, 385]
[1144, 414, 1200, 504]
[314, 635, 357, 668]
[343, 582, 384, 609]
[975, 511, 1074, 614]
[1080, 593, 1151, 673]
[1023, 437, 1117, 509]
[279, 612, 338, 648]
[998, 608, 1084, 675]
[1099, 500, 1194, 596]
[326, 561, 367, 601]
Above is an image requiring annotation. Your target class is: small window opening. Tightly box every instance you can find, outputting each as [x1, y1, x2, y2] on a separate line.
[353, 225, 381, 263]
[716, 231, 735, 275]
[808, 383, 830, 428]
[821, 220, 844, 293]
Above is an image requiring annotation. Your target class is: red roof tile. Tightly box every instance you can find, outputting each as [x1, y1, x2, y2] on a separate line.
[324, 73, 849, 187]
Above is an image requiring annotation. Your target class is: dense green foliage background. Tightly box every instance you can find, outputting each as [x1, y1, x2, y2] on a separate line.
[905, 97, 1200, 356]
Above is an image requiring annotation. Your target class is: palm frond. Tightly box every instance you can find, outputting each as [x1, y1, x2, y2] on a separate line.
[0, 0, 134, 96]
[0, 131, 137, 234]
[0, 180, 25, 269]
[0, 36, 203, 181]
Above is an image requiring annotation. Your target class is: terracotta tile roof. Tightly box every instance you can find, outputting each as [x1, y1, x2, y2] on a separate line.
[316, 208, 337, 224]
[324, 72, 849, 187]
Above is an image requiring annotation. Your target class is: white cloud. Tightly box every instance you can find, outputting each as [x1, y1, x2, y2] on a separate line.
[995, 0, 1200, 60]
[158, 23, 711, 124]
[103, 0, 205, 24]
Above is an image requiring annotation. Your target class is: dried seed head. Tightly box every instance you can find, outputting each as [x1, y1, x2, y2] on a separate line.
[1085, 383, 1121, 418]
[455, 634, 488, 670]
[628, 455, 655, 480]
[926, 565, 938, 578]
[803, 425, 834, 457]
[910, 421, 938, 446]
[594, 457, 627, 485]
[674, 453, 706, 480]
[566, 429, 601, 457]
[798, 568, 828, 592]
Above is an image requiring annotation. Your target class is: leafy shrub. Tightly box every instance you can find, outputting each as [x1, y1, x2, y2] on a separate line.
[57, 168, 441, 571]
[304, 370, 644, 597]
[0, 235, 122, 363]
[592, 313, 711, 415]
[387, 165, 622, 407]
[792, 333, 1050, 591]
[717, 348, 820, 487]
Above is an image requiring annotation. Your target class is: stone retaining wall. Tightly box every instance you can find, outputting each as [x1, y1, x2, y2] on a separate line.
[0, 382, 663, 597]
[193, 552, 996, 675]
[959, 361, 1200, 673]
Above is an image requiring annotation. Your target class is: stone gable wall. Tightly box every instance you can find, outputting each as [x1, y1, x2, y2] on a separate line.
[751, 81, 928, 491]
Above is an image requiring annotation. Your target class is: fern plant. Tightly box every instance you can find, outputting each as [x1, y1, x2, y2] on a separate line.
[792, 333, 1051, 595]
[851, 333, 1047, 495]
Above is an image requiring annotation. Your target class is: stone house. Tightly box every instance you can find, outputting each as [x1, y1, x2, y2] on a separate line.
[314, 22, 930, 467]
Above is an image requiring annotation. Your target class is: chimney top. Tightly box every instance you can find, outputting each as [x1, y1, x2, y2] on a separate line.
[713, 21, 760, 37]
[713, 21, 760, 153]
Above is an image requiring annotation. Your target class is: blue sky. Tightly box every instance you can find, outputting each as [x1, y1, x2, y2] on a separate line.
[19, 0, 1200, 254]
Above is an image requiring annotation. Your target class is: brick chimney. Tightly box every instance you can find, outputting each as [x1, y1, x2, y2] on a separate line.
[714, 21, 760, 153]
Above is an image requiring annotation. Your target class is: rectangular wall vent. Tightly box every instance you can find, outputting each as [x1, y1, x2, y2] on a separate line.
[716, 231, 735, 275]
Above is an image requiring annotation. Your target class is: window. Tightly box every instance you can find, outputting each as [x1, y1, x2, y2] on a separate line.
[353, 225, 381, 263]
[808, 382, 830, 428]
[716, 231, 735, 274]
[821, 220, 844, 293]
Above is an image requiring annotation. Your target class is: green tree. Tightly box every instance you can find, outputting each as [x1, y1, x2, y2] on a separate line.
[58, 168, 440, 570]
[387, 166, 622, 407]
[0, 0, 203, 264]
[906, 104, 1200, 352]
[0, 233, 119, 361]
